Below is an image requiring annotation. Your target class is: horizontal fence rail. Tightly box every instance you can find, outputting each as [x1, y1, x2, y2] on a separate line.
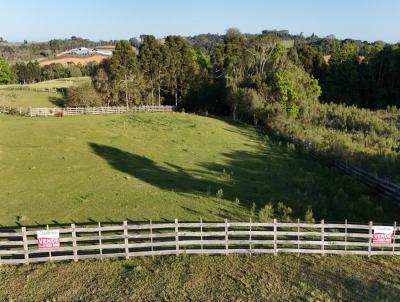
[333, 160, 400, 203]
[308, 150, 400, 203]
[0, 105, 175, 116]
[266, 128, 400, 204]
[0, 219, 398, 265]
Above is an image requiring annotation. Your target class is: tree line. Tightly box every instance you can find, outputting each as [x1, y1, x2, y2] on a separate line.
[87, 30, 400, 112]
[88, 29, 321, 118]
[297, 41, 400, 109]
[1, 30, 399, 110]
[0, 59, 98, 84]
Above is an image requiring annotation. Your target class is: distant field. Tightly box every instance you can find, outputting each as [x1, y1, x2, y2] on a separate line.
[0, 76, 90, 90]
[0, 77, 90, 108]
[38, 55, 109, 66]
[0, 89, 61, 108]
[0, 113, 398, 227]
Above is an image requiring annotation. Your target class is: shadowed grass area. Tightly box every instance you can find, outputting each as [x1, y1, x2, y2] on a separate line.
[0, 255, 399, 301]
[0, 113, 399, 226]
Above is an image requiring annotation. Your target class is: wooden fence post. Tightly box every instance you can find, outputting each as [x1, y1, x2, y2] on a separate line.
[297, 218, 300, 257]
[124, 221, 129, 259]
[175, 219, 179, 255]
[393, 221, 397, 256]
[150, 219, 154, 256]
[98, 222, 103, 260]
[273, 219, 277, 256]
[71, 224, 78, 262]
[225, 219, 229, 254]
[344, 219, 348, 255]
[22, 227, 29, 264]
[368, 221, 373, 257]
[321, 220, 325, 256]
[200, 218, 203, 253]
[46, 225, 53, 261]
[249, 217, 252, 256]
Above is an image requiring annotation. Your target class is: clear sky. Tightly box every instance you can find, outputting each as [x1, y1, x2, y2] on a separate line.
[1, 0, 399, 43]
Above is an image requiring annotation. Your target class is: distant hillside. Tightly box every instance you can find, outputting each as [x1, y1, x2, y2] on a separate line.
[0, 37, 117, 64]
[38, 54, 109, 66]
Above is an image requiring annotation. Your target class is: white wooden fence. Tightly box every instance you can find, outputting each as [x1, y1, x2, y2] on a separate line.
[0, 105, 175, 117]
[0, 219, 398, 265]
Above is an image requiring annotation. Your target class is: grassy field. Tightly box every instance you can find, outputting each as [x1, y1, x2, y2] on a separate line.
[0, 255, 399, 301]
[0, 112, 398, 227]
[0, 77, 90, 108]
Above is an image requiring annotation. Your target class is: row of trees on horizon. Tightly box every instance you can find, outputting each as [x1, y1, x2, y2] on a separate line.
[0, 28, 399, 112]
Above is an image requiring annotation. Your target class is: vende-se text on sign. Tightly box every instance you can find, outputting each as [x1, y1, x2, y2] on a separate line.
[37, 230, 60, 249]
[372, 226, 394, 244]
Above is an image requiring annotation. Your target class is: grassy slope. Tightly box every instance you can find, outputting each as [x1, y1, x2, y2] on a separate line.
[0, 113, 398, 227]
[0, 77, 90, 108]
[0, 255, 399, 301]
[0, 89, 61, 108]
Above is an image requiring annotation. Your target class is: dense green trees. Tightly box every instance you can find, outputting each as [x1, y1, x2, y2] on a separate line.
[203, 30, 321, 123]
[110, 40, 139, 108]
[138, 35, 164, 105]
[163, 36, 199, 107]
[295, 44, 325, 77]
[307, 41, 400, 109]
[2, 30, 399, 110]
[65, 83, 102, 107]
[41, 63, 67, 80]
[0, 58, 12, 84]
[10, 61, 96, 84]
[12, 61, 41, 84]
[92, 38, 201, 108]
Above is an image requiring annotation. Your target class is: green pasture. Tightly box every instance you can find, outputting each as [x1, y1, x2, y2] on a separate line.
[0, 77, 90, 108]
[0, 255, 399, 301]
[0, 113, 398, 226]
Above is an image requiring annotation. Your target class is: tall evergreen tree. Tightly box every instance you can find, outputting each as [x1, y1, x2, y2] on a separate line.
[110, 40, 138, 108]
[138, 35, 164, 105]
[163, 36, 198, 108]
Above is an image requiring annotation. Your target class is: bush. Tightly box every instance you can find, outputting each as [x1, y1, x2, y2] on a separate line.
[304, 208, 315, 223]
[215, 188, 224, 199]
[275, 202, 293, 222]
[259, 202, 274, 222]
[65, 83, 103, 107]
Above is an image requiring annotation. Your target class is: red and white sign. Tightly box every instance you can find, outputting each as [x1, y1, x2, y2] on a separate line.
[37, 230, 60, 249]
[372, 226, 394, 244]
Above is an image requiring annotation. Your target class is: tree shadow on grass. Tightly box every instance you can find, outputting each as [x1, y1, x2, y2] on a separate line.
[89, 142, 400, 222]
[89, 142, 225, 196]
[49, 96, 65, 107]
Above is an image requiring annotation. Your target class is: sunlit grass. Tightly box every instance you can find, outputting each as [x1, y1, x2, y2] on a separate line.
[0, 113, 397, 227]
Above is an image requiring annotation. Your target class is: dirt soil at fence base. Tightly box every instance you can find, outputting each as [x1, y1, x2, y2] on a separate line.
[0, 255, 399, 301]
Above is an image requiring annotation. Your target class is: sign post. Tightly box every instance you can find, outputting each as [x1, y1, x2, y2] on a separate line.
[37, 230, 60, 249]
[372, 226, 394, 244]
